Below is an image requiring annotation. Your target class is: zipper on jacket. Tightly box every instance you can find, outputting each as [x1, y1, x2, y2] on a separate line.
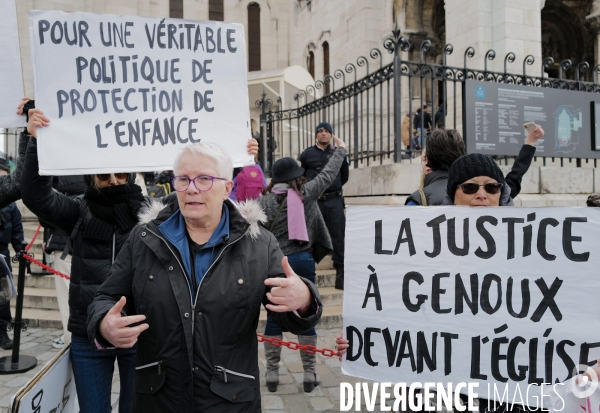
[191, 228, 250, 311]
[136, 360, 162, 375]
[147, 226, 250, 343]
[111, 227, 116, 264]
[215, 366, 255, 383]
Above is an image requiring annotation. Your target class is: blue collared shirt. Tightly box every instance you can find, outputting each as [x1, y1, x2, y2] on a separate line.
[159, 205, 230, 296]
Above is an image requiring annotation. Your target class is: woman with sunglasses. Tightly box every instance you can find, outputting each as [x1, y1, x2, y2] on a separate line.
[20, 108, 258, 413]
[442, 152, 512, 207]
[334, 154, 515, 411]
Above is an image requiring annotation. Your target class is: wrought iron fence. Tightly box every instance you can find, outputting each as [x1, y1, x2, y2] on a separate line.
[257, 26, 600, 176]
[1, 128, 22, 168]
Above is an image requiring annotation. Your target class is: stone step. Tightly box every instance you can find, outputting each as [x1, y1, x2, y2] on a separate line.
[19, 287, 59, 310]
[8, 268, 342, 329]
[23, 222, 42, 239]
[257, 305, 342, 331]
[316, 254, 334, 271]
[8, 304, 344, 335]
[9, 306, 63, 330]
[315, 269, 335, 288]
[16, 200, 39, 223]
[17, 273, 57, 289]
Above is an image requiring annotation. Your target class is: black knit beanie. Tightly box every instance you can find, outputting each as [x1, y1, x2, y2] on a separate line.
[446, 153, 505, 201]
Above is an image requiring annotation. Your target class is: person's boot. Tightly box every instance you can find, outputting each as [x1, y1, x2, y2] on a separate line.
[264, 336, 282, 392]
[0, 327, 12, 350]
[335, 265, 344, 290]
[298, 335, 320, 392]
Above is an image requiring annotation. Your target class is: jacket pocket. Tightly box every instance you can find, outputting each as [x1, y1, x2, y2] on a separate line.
[135, 361, 165, 395]
[210, 366, 255, 403]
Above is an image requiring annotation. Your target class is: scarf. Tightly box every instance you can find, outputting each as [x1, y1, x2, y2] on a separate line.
[271, 183, 309, 243]
[84, 184, 144, 242]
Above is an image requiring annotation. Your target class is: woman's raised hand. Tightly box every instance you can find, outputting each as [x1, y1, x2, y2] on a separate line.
[332, 135, 347, 150]
[16, 97, 31, 115]
[26, 109, 50, 138]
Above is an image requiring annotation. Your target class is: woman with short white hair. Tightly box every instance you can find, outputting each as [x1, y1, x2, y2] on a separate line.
[22, 107, 259, 413]
[88, 141, 323, 413]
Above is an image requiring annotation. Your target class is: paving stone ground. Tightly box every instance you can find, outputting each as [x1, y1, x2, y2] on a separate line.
[0, 327, 395, 413]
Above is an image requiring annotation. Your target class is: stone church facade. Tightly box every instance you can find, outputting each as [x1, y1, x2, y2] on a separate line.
[14, 0, 600, 98]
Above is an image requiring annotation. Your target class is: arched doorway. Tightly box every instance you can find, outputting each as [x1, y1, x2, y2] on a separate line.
[541, 0, 594, 80]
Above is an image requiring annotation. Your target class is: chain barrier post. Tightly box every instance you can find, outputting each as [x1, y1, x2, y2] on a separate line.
[0, 241, 37, 374]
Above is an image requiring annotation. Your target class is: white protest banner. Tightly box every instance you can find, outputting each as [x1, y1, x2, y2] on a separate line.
[0, 0, 26, 127]
[29, 11, 252, 175]
[10, 347, 78, 413]
[343, 205, 600, 408]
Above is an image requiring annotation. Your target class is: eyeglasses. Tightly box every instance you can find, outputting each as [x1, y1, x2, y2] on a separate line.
[96, 173, 128, 182]
[171, 175, 226, 192]
[459, 182, 503, 195]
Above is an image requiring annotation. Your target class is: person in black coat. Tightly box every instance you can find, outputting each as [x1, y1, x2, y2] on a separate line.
[22, 109, 145, 413]
[413, 106, 433, 149]
[298, 121, 349, 290]
[40, 175, 87, 349]
[0, 158, 25, 350]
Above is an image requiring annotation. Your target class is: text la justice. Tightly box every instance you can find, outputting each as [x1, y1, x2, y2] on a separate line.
[374, 213, 589, 262]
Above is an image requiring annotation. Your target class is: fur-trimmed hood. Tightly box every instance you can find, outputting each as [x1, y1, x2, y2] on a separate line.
[138, 197, 168, 225]
[136, 197, 266, 240]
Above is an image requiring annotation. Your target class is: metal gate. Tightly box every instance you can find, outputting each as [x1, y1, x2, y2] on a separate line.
[257, 26, 600, 175]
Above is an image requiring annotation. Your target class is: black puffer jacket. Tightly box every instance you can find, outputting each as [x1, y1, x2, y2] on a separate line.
[87, 200, 322, 413]
[405, 170, 449, 206]
[21, 138, 162, 337]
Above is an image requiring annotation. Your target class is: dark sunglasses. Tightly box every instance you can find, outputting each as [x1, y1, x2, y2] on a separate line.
[459, 182, 502, 195]
[96, 173, 128, 182]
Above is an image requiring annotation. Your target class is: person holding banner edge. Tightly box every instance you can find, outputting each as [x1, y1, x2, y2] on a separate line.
[335, 153, 548, 412]
[21, 106, 259, 413]
[259, 135, 348, 394]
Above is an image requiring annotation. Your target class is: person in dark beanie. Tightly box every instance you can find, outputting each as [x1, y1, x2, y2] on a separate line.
[443, 152, 513, 206]
[405, 129, 465, 206]
[259, 135, 347, 394]
[0, 158, 24, 349]
[298, 121, 349, 290]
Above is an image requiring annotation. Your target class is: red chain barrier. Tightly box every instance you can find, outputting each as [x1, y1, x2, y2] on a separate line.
[25, 223, 41, 252]
[22, 253, 70, 280]
[256, 333, 337, 357]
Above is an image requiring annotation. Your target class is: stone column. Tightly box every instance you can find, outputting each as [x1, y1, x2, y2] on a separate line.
[445, 0, 542, 74]
[586, 0, 600, 82]
[444, 0, 543, 134]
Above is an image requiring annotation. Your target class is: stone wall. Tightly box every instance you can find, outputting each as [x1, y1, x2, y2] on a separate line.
[344, 162, 594, 206]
